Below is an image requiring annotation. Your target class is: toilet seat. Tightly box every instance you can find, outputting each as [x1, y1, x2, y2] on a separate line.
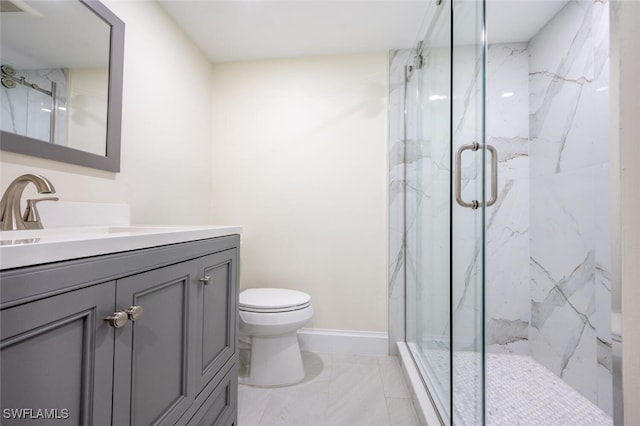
[240, 288, 311, 313]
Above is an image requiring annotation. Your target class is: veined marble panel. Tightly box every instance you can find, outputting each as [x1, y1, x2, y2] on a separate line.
[529, 168, 598, 399]
[485, 43, 531, 355]
[529, 0, 612, 414]
[529, 1, 598, 176]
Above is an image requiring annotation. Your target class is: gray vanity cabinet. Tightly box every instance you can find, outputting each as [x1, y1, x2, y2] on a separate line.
[0, 282, 116, 425]
[0, 235, 239, 426]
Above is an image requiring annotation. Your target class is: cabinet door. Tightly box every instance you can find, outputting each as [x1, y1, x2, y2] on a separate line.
[112, 261, 197, 426]
[0, 282, 115, 426]
[193, 249, 238, 393]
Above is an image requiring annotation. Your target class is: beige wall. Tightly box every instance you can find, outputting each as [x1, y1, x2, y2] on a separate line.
[1, 1, 214, 225]
[209, 53, 389, 332]
[619, 1, 640, 423]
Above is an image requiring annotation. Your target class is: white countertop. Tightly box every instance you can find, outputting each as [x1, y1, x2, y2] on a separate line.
[0, 225, 241, 270]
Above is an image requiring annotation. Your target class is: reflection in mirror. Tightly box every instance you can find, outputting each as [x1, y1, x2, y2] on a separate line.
[1, 0, 110, 155]
[0, 0, 124, 172]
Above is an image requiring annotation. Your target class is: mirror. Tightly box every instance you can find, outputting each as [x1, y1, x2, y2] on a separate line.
[0, 0, 124, 172]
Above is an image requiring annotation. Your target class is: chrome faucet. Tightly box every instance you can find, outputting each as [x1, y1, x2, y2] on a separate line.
[0, 174, 58, 230]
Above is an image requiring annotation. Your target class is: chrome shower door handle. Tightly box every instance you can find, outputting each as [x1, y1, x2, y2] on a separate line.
[454, 142, 499, 209]
[455, 142, 480, 209]
[486, 144, 498, 207]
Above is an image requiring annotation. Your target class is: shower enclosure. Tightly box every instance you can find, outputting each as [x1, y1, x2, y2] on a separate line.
[395, 0, 620, 424]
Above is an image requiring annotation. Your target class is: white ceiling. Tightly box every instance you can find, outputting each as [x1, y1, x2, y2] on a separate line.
[157, 1, 430, 63]
[159, 0, 567, 64]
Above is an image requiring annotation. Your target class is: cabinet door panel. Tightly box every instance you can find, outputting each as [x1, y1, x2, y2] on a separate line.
[113, 261, 196, 426]
[0, 282, 115, 426]
[194, 249, 238, 392]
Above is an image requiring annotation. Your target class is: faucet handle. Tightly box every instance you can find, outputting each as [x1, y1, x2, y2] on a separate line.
[23, 197, 59, 229]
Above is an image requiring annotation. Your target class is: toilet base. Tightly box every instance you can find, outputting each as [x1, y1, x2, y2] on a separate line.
[241, 333, 305, 386]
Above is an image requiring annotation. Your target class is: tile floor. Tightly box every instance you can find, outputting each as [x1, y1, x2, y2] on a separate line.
[238, 351, 420, 426]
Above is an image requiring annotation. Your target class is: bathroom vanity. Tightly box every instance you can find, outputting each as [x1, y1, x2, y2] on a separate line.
[0, 226, 240, 425]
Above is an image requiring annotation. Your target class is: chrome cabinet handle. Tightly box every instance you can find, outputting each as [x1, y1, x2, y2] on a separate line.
[126, 305, 144, 321]
[105, 311, 128, 328]
[199, 276, 212, 285]
[454, 142, 498, 209]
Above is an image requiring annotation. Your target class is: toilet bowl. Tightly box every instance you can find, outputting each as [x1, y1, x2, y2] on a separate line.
[238, 288, 313, 386]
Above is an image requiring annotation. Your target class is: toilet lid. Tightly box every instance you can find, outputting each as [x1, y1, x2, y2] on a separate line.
[239, 288, 311, 313]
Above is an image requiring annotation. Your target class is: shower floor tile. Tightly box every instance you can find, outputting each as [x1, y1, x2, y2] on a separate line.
[238, 351, 420, 426]
[485, 353, 612, 426]
[418, 347, 613, 425]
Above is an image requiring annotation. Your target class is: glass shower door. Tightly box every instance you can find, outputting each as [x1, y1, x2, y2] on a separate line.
[405, 0, 487, 424]
[404, 0, 452, 421]
[450, 0, 487, 424]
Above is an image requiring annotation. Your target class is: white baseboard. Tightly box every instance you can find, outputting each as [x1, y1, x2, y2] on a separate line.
[297, 328, 389, 355]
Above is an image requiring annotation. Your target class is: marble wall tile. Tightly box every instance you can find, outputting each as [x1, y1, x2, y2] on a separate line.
[528, 1, 593, 82]
[1, 81, 29, 134]
[485, 43, 531, 355]
[529, 169, 600, 407]
[529, 1, 599, 177]
[528, 0, 612, 414]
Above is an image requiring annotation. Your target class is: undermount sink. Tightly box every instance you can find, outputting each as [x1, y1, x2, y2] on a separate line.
[0, 224, 242, 270]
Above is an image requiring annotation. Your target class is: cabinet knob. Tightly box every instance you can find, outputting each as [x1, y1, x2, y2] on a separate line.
[105, 311, 128, 328]
[126, 305, 144, 321]
[199, 275, 212, 285]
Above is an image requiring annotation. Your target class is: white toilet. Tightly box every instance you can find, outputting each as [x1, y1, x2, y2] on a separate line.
[238, 288, 313, 386]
